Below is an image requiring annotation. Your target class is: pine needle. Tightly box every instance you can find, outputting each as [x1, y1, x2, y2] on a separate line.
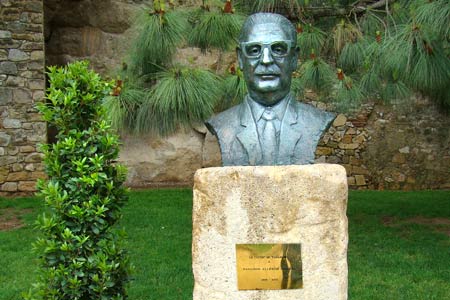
[297, 25, 326, 59]
[380, 80, 412, 105]
[333, 20, 362, 55]
[333, 78, 366, 113]
[103, 78, 146, 133]
[188, 10, 244, 52]
[298, 58, 335, 94]
[360, 68, 382, 96]
[136, 66, 221, 136]
[217, 72, 247, 111]
[415, 0, 450, 40]
[338, 40, 367, 73]
[236, 0, 305, 13]
[129, 10, 187, 76]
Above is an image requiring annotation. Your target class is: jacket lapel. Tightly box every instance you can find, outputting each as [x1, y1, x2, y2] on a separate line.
[279, 97, 302, 164]
[236, 98, 263, 165]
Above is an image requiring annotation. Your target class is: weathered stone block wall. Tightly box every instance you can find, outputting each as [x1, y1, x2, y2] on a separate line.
[0, 0, 46, 196]
[1, 0, 441, 192]
[44, 0, 146, 75]
[313, 99, 450, 190]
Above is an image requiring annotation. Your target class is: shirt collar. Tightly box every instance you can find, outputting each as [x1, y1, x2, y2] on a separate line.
[247, 93, 291, 122]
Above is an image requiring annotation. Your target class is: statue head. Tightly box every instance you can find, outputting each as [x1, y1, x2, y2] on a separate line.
[237, 13, 299, 107]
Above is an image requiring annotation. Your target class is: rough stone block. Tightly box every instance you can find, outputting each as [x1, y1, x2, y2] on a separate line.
[3, 118, 21, 128]
[7, 147, 19, 155]
[13, 87, 32, 103]
[12, 163, 24, 172]
[6, 75, 25, 86]
[333, 114, 347, 127]
[338, 143, 359, 150]
[8, 49, 28, 61]
[30, 50, 44, 60]
[0, 87, 13, 104]
[352, 166, 369, 175]
[25, 152, 44, 163]
[28, 78, 44, 90]
[20, 42, 43, 50]
[7, 171, 29, 181]
[32, 90, 44, 101]
[315, 146, 332, 156]
[0, 61, 18, 75]
[18, 181, 37, 192]
[355, 175, 366, 186]
[0, 132, 11, 146]
[347, 176, 356, 186]
[0, 49, 7, 60]
[30, 171, 45, 180]
[193, 164, 348, 300]
[1, 182, 18, 192]
[28, 61, 43, 70]
[25, 1, 43, 13]
[0, 30, 12, 39]
[20, 145, 35, 153]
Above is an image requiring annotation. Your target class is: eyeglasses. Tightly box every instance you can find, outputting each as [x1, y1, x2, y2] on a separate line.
[239, 40, 294, 59]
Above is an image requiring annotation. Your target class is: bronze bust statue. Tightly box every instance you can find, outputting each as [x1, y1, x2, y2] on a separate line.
[206, 13, 335, 166]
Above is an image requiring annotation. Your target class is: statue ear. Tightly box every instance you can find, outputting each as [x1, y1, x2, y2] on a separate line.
[237, 47, 244, 69]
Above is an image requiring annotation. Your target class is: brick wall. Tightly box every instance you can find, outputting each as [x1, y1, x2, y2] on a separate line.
[0, 0, 46, 196]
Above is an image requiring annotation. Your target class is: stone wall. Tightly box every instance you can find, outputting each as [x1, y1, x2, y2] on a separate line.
[117, 98, 450, 191]
[44, 0, 145, 75]
[0, 0, 46, 196]
[364, 98, 450, 190]
[314, 98, 450, 190]
[1, 0, 447, 195]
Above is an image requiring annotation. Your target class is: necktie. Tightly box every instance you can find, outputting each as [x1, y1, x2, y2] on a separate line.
[261, 109, 277, 165]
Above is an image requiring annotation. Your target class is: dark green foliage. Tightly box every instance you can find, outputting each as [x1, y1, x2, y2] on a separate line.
[380, 24, 450, 104]
[298, 57, 335, 93]
[188, 9, 244, 52]
[360, 68, 382, 96]
[290, 73, 305, 99]
[136, 66, 221, 135]
[129, 10, 186, 76]
[338, 40, 366, 72]
[360, 11, 386, 36]
[26, 61, 131, 300]
[333, 78, 366, 112]
[237, 0, 305, 13]
[108, 0, 450, 134]
[381, 80, 412, 105]
[333, 20, 362, 55]
[104, 77, 146, 133]
[217, 69, 248, 111]
[296, 25, 326, 59]
[414, 0, 450, 39]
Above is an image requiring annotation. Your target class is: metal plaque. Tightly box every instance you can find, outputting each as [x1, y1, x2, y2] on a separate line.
[236, 243, 302, 290]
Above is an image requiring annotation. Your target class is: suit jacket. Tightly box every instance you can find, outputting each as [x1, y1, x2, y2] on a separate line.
[206, 95, 335, 166]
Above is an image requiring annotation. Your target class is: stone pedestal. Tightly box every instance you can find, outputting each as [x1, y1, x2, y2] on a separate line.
[192, 164, 348, 300]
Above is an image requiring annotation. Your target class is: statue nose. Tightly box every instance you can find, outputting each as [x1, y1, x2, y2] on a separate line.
[261, 47, 274, 64]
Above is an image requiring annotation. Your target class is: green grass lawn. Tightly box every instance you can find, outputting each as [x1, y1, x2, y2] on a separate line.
[1, 189, 449, 299]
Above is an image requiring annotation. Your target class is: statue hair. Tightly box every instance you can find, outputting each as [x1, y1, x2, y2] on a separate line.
[238, 13, 297, 44]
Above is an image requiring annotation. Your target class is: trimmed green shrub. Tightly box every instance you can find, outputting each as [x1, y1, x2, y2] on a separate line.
[25, 61, 131, 300]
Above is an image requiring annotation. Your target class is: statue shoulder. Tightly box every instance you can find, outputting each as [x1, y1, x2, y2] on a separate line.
[294, 101, 335, 130]
[205, 104, 242, 136]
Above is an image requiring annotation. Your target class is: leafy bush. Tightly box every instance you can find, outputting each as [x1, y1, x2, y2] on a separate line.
[25, 61, 131, 300]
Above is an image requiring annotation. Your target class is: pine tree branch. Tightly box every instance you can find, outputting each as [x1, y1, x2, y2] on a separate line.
[304, 0, 397, 18]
